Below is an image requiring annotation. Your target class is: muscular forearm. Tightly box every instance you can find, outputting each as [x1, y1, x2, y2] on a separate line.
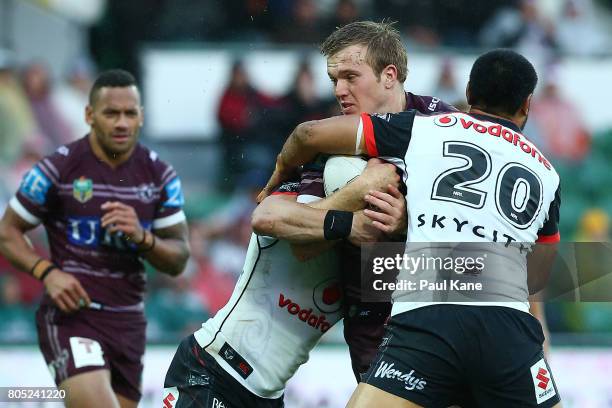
[139, 231, 190, 276]
[0, 223, 41, 274]
[310, 179, 370, 213]
[252, 198, 327, 243]
[278, 118, 362, 174]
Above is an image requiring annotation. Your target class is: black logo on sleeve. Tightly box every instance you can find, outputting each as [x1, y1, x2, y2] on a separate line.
[219, 343, 253, 379]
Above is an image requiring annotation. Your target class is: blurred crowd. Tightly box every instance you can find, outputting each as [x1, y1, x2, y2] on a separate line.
[1, 0, 612, 343]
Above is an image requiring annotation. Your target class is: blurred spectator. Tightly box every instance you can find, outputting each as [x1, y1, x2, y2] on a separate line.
[21, 62, 76, 150]
[530, 68, 591, 162]
[191, 170, 265, 277]
[575, 208, 610, 242]
[146, 272, 209, 341]
[0, 51, 38, 166]
[279, 59, 334, 137]
[433, 58, 463, 107]
[52, 58, 96, 140]
[324, 0, 362, 33]
[217, 61, 279, 182]
[479, 0, 558, 58]
[274, 0, 325, 44]
[556, 0, 609, 56]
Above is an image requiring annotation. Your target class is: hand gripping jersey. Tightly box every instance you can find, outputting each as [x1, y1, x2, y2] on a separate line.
[359, 111, 561, 315]
[194, 183, 342, 399]
[10, 137, 186, 309]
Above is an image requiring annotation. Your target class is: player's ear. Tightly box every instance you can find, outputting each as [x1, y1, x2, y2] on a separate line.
[465, 82, 473, 105]
[382, 64, 397, 88]
[521, 93, 533, 116]
[85, 105, 93, 126]
[139, 106, 144, 127]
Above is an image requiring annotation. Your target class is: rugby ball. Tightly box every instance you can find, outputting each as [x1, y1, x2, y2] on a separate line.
[323, 155, 368, 196]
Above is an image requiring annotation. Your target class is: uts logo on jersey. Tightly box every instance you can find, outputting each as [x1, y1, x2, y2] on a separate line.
[434, 115, 458, 127]
[73, 177, 93, 203]
[313, 278, 342, 313]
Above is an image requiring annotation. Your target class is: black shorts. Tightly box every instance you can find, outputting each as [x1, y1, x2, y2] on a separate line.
[343, 301, 391, 382]
[363, 305, 561, 408]
[163, 335, 284, 408]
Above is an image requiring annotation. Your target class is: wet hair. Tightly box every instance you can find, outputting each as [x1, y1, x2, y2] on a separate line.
[468, 49, 538, 115]
[89, 69, 138, 105]
[321, 20, 408, 83]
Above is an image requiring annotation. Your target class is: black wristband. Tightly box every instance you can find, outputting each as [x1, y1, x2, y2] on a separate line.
[135, 231, 147, 245]
[324, 210, 353, 240]
[29, 258, 44, 275]
[39, 265, 57, 281]
[139, 232, 156, 253]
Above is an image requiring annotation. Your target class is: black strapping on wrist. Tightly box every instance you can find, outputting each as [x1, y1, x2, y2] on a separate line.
[39, 264, 57, 281]
[139, 231, 156, 253]
[324, 210, 353, 240]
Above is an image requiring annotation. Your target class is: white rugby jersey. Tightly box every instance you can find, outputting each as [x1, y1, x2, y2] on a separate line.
[359, 111, 561, 315]
[194, 191, 341, 399]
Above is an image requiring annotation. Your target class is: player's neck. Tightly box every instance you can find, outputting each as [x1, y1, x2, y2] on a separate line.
[468, 107, 521, 128]
[381, 88, 406, 113]
[88, 133, 135, 169]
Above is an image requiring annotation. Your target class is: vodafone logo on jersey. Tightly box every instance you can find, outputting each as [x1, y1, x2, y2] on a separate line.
[278, 294, 332, 333]
[434, 115, 458, 127]
[313, 278, 342, 313]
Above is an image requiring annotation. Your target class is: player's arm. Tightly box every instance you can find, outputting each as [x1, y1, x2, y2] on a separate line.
[252, 159, 400, 242]
[100, 202, 190, 276]
[258, 115, 364, 202]
[0, 207, 91, 313]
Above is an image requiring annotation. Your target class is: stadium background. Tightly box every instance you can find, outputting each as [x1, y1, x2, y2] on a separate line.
[1, 0, 611, 406]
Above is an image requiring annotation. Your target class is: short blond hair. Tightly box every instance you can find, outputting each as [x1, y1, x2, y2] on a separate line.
[321, 20, 408, 83]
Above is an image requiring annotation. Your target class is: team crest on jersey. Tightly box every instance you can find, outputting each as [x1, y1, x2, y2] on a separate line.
[313, 278, 342, 313]
[73, 177, 93, 203]
[137, 183, 156, 203]
[434, 115, 458, 127]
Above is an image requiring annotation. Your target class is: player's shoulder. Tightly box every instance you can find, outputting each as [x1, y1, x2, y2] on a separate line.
[132, 143, 178, 182]
[405, 92, 458, 114]
[39, 137, 89, 176]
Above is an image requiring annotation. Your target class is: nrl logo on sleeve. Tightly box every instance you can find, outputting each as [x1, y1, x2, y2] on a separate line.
[73, 177, 93, 203]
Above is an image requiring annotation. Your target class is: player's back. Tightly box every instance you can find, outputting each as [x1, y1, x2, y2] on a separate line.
[194, 232, 341, 399]
[405, 112, 559, 245]
[362, 111, 560, 313]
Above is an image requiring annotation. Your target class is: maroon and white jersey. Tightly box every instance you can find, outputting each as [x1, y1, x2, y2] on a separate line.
[10, 136, 186, 309]
[359, 111, 561, 314]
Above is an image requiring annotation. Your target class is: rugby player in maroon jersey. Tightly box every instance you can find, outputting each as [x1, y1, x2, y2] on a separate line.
[0, 70, 190, 408]
[255, 21, 457, 382]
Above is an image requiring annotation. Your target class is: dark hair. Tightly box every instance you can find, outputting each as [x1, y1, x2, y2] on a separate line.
[89, 69, 138, 105]
[321, 20, 408, 83]
[468, 49, 538, 116]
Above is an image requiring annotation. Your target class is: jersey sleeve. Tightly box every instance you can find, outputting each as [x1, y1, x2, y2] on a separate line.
[360, 111, 416, 174]
[536, 186, 561, 243]
[10, 155, 62, 226]
[298, 157, 325, 204]
[271, 180, 300, 196]
[153, 163, 187, 230]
